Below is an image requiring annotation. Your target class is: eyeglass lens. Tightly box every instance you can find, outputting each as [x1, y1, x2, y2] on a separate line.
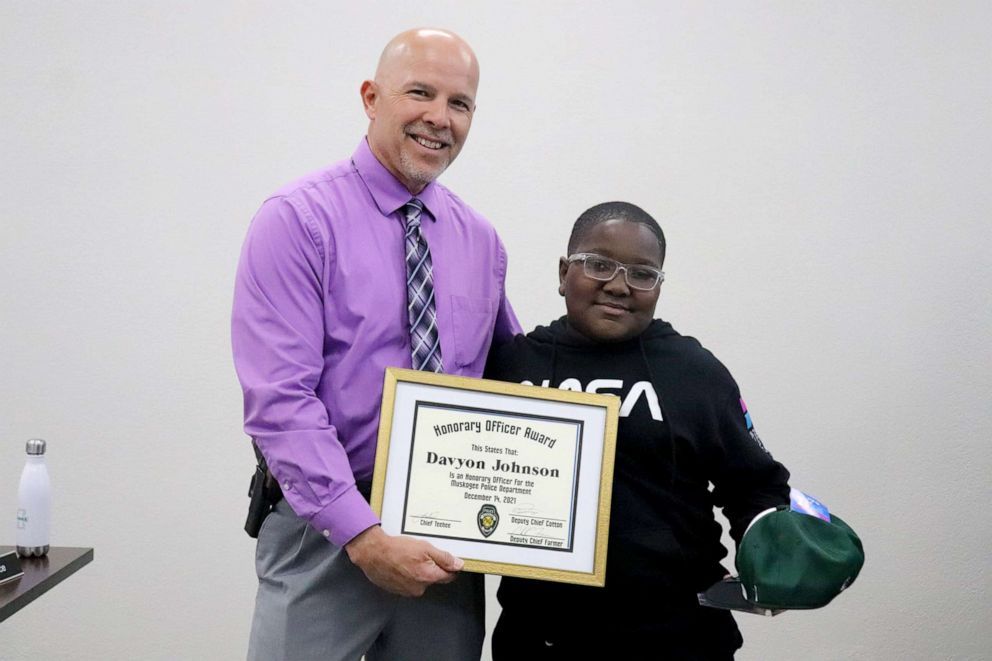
[583, 256, 659, 290]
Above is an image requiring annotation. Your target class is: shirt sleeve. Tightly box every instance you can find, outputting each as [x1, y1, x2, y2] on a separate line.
[231, 197, 378, 547]
[708, 381, 791, 544]
[492, 237, 523, 345]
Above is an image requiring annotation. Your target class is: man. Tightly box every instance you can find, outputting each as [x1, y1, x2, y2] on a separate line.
[232, 28, 519, 661]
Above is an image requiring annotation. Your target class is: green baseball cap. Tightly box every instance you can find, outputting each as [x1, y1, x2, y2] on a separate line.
[736, 509, 864, 610]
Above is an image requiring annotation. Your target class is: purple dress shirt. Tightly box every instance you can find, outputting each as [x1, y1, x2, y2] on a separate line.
[232, 139, 521, 547]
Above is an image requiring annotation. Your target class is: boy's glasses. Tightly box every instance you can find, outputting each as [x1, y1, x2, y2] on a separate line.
[566, 253, 665, 291]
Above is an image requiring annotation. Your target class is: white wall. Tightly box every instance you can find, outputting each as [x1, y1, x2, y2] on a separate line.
[1, 2, 989, 659]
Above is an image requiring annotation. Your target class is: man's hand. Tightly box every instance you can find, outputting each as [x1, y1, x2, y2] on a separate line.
[345, 525, 463, 597]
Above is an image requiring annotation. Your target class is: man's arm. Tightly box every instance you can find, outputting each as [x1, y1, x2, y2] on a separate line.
[232, 197, 377, 544]
[232, 197, 463, 596]
[492, 237, 523, 346]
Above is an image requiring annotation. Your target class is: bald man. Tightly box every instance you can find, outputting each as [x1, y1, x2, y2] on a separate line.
[232, 28, 520, 660]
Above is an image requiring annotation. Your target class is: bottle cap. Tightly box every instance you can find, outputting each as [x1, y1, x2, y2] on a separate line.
[26, 438, 47, 455]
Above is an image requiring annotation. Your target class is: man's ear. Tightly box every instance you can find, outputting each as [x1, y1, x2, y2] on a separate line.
[558, 257, 568, 296]
[360, 80, 377, 120]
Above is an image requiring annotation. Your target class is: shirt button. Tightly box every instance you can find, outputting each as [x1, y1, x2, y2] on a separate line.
[283, 482, 291, 490]
[322, 530, 331, 538]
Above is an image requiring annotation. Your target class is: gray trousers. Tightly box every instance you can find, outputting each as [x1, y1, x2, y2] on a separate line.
[247, 500, 485, 661]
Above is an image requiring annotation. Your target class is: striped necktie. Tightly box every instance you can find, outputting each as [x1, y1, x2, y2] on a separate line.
[402, 199, 443, 373]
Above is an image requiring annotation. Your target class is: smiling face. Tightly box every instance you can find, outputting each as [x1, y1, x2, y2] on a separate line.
[361, 29, 479, 194]
[559, 219, 664, 343]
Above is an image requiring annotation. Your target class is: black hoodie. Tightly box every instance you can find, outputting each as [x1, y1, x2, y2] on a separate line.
[486, 317, 790, 652]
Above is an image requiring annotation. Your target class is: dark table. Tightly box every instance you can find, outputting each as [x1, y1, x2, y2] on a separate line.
[0, 546, 94, 623]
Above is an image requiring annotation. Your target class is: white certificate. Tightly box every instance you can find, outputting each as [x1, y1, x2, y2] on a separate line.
[372, 368, 619, 586]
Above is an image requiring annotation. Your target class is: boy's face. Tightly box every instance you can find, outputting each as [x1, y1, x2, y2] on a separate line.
[558, 219, 663, 343]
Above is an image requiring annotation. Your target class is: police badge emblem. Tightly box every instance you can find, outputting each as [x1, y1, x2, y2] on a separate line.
[477, 504, 499, 538]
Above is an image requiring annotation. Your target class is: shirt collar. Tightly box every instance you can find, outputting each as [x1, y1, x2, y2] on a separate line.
[351, 137, 440, 221]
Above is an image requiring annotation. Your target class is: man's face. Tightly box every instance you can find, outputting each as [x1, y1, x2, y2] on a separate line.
[362, 38, 478, 194]
[558, 219, 663, 343]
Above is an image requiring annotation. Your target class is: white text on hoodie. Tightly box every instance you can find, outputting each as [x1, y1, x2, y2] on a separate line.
[521, 379, 663, 421]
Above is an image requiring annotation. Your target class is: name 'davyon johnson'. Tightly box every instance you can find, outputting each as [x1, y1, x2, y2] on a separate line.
[425, 452, 560, 478]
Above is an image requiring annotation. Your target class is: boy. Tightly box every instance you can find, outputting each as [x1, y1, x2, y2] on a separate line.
[487, 202, 791, 659]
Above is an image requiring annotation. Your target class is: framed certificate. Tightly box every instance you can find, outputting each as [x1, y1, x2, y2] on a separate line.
[371, 367, 619, 587]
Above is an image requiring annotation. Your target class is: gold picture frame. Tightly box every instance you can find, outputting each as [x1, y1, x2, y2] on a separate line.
[371, 367, 619, 586]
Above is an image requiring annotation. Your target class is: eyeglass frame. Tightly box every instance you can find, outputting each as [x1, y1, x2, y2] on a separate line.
[565, 253, 665, 291]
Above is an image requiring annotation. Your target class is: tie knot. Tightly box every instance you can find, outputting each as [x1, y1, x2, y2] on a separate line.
[403, 199, 424, 229]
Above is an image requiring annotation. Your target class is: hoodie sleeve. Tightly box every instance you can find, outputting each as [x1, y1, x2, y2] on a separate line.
[707, 380, 791, 543]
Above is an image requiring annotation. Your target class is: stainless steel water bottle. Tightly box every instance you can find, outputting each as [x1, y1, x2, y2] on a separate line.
[16, 438, 51, 557]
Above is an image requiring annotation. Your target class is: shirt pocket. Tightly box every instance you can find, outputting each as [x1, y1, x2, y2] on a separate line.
[450, 295, 496, 369]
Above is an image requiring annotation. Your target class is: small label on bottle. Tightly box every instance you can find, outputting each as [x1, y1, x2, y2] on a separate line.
[16, 509, 27, 529]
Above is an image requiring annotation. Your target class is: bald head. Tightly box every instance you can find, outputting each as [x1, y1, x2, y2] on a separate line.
[361, 28, 481, 193]
[374, 29, 479, 91]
